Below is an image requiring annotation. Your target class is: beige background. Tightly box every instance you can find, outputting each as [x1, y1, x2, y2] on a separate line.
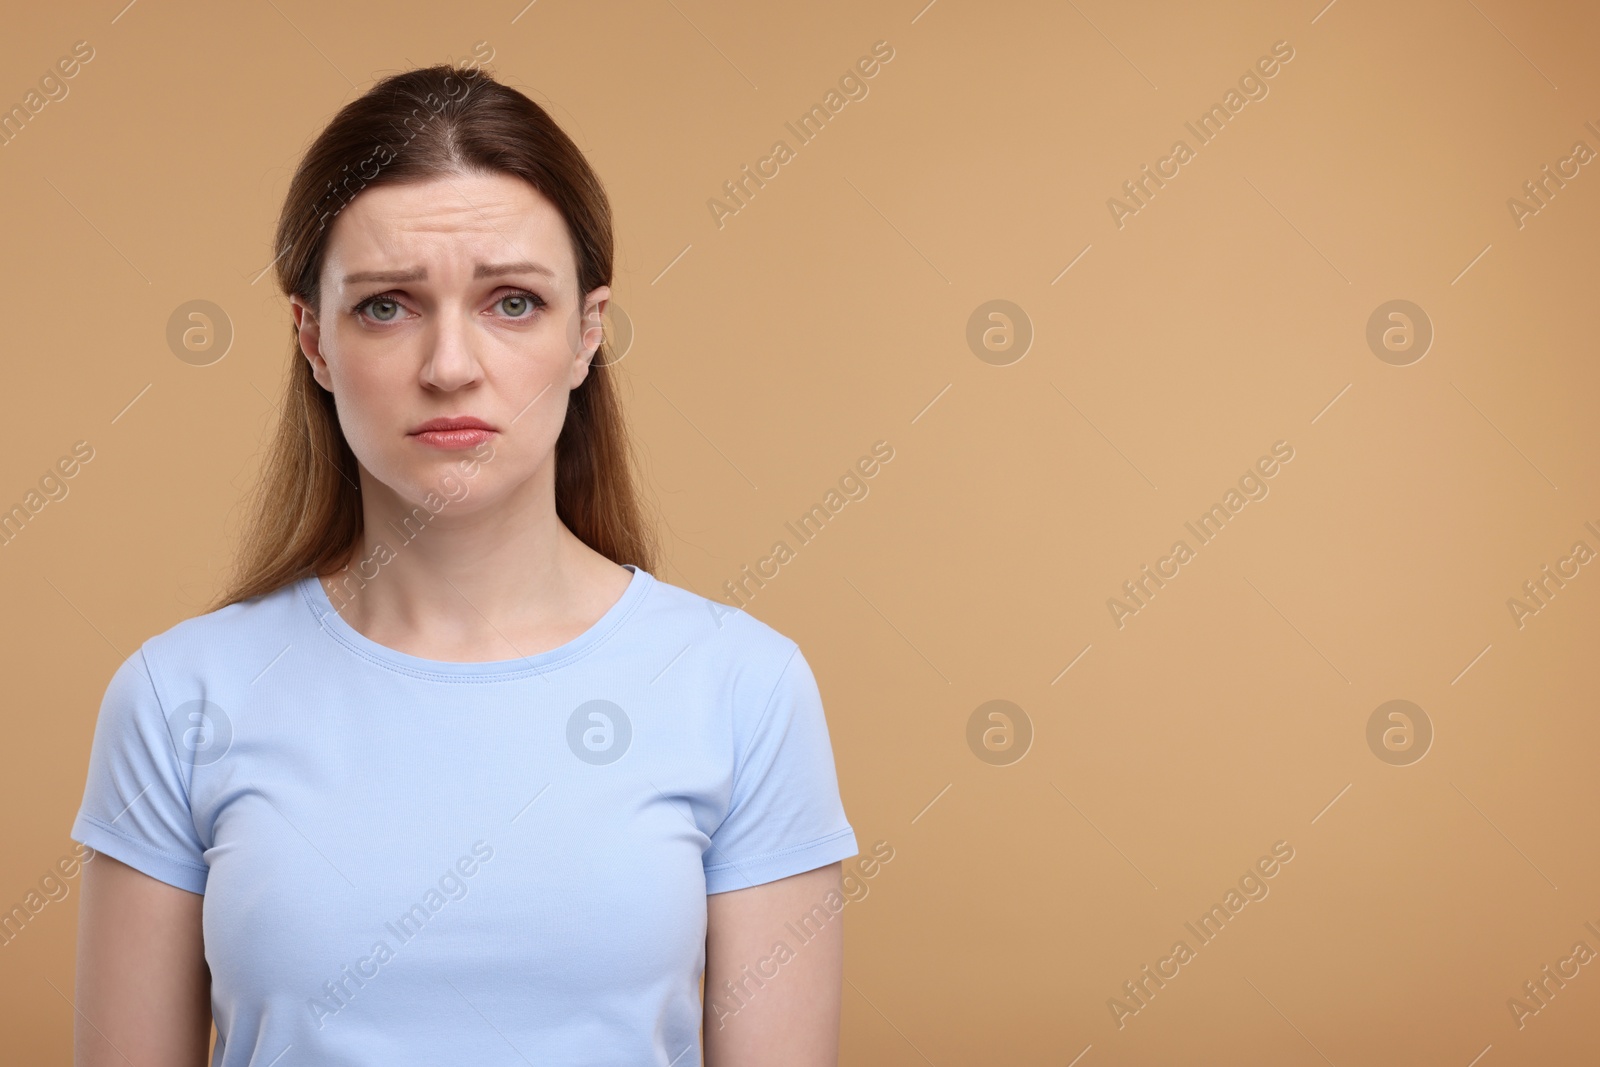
[3, 0, 1598, 1062]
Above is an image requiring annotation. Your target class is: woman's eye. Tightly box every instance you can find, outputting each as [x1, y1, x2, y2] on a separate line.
[361, 298, 401, 322]
[497, 292, 541, 318]
[351, 292, 539, 323]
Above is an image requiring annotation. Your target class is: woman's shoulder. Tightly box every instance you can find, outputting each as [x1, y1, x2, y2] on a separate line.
[636, 569, 801, 663]
[138, 575, 311, 670]
[86, 577, 310, 731]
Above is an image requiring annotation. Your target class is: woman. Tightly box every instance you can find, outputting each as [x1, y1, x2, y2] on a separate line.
[71, 63, 857, 1066]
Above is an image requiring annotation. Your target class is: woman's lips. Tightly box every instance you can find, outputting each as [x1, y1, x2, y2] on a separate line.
[410, 428, 496, 450]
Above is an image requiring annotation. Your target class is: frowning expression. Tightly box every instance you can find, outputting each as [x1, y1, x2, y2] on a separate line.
[291, 169, 610, 512]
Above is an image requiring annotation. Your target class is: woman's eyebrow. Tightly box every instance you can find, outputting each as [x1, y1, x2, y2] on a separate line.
[343, 266, 425, 284]
[340, 261, 556, 285]
[476, 260, 555, 280]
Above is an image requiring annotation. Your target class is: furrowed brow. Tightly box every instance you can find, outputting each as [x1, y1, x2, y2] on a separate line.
[340, 262, 556, 284]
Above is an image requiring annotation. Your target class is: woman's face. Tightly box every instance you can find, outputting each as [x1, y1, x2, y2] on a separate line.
[290, 170, 609, 514]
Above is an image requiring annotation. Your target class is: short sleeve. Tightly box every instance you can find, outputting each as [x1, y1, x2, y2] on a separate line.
[705, 645, 858, 894]
[69, 648, 209, 894]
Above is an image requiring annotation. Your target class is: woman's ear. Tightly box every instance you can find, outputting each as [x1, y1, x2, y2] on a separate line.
[290, 294, 333, 392]
[569, 284, 611, 388]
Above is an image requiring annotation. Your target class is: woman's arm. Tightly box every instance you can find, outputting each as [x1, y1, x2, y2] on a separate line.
[74, 851, 211, 1066]
[703, 862, 845, 1067]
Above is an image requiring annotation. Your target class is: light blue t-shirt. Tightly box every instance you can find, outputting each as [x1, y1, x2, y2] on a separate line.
[70, 563, 858, 1065]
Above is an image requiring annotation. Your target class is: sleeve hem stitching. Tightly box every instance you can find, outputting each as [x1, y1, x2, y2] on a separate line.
[75, 813, 210, 875]
[703, 824, 855, 873]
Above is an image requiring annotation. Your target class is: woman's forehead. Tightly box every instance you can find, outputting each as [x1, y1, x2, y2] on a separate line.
[325, 175, 574, 283]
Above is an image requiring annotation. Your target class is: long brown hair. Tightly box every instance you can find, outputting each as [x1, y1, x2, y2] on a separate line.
[210, 63, 658, 612]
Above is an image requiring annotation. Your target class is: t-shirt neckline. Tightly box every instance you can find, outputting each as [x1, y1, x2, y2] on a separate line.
[298, 563, 653, 681]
